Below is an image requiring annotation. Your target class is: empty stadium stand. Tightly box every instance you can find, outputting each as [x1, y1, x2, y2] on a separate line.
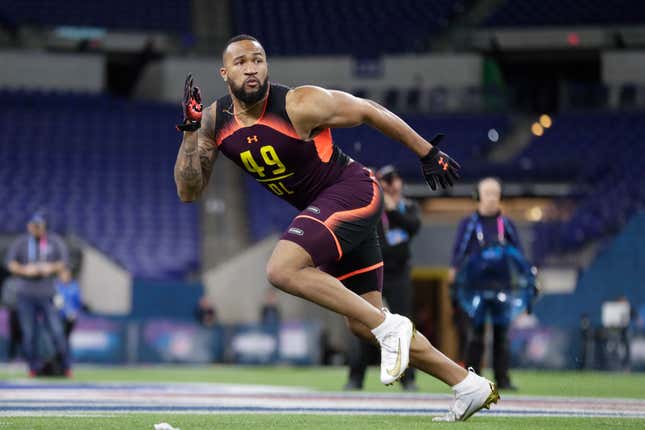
[0, 0, 191, 32]
[522, 111, 645, 261]
[232, 0, 468, 55]
[485, 0, 645, 27]
[3, 96, 642, 277]
[0, 89, 199, 279]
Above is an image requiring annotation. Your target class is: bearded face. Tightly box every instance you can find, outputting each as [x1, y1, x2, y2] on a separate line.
[228, 74, 269, 105]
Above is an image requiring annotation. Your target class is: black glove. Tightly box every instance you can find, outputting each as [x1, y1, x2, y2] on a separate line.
[176, 73, 203, 132]
[419, 133, 461, 190]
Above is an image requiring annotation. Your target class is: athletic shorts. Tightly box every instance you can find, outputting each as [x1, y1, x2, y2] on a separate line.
[280, 162, 384, 295]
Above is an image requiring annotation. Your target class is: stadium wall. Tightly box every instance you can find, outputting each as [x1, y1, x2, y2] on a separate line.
[603, 51, 645, 84]
[534, 211, 645, 328]
[0, 51, 104, 92]
[79, 243, 132, 315]
[130, 280, 202, 320]
[135, 54, 483, 103]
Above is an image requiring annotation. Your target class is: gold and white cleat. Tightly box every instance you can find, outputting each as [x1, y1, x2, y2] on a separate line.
[432, 368, 500, 422]
[371, 309, 415, 385]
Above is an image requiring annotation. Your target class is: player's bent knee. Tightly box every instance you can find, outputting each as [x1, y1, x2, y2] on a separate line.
[265, 264, 284, 288]
[266, 260, 293, 291]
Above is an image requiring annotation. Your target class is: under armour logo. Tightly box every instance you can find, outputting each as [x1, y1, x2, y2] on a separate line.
[437, 156, 449, 171]
[247, 135, 259, 144]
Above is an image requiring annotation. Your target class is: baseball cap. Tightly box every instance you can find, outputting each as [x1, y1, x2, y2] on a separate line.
[28, 211, 47, 225]
[377, 164, 400, 182]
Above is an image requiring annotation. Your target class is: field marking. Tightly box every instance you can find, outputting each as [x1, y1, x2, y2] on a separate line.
[1, 381, 644, 419]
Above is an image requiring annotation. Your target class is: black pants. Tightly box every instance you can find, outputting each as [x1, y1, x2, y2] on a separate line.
[465, 323, 512, 386]
[346, 272, 416, 387]
[64, 319, 75, 346]
[452, 303, 470, 364]
[39, 318, 76, 377]
[8, 308, 22, 360]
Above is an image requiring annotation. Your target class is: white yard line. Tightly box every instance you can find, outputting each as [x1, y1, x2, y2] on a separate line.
[1, 381, 644, 418]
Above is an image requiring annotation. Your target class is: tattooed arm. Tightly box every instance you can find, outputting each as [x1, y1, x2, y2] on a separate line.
[174, 103, 218, 202]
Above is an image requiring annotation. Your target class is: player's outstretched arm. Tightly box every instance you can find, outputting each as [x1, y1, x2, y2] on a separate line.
[286, 86, 459, 189]
[174, 73, 218, 202]
[286, 86, 430, 155]
[174, 103, 218, 202]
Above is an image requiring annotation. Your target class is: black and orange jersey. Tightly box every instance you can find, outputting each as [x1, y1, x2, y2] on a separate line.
[212, 83, 351, 210]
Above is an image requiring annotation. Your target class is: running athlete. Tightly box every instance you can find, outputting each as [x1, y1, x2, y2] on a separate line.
[174, 35, 499, 421]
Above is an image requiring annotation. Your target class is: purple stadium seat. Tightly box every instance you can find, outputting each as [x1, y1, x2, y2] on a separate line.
[0, 90, 199, 279]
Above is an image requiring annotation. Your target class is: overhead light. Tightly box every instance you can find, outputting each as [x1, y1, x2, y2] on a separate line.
[487, 128, 499, 142]
[527, 206, 543, 221]
[531, 122, 544, 137]
[539, 114, 552, 128]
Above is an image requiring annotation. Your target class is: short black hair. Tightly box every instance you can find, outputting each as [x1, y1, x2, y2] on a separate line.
[223, 34, 260, 56]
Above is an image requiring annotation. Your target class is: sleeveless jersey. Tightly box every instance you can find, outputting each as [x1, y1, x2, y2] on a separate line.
[212, 84, 351, 210]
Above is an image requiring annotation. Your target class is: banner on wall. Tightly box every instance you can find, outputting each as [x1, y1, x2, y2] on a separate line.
[70, 316, 127, 363]
[229, 321, 322, 365]
[509, 326, 575, 369]
[0, 314, 321, 366]
[138, 319, 223, 363]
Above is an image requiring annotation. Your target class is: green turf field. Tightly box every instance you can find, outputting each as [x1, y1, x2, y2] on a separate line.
[1, 365, 643, 398]
[1, 415, 643, 430]
[1, 365, 644, 430]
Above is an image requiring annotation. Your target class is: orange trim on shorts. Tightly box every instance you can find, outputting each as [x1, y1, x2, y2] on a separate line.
[325, 179, 381, 229]
[294, 215, 343, 260]
[336, 261, 384, 281]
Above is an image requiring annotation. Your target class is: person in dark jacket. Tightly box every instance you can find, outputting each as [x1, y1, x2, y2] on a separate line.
[4, 212, 71, 377]
[449, 178, 526, 390]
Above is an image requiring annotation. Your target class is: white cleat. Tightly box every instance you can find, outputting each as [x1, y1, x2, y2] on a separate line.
[371, 308, 415, 385]
[432, 368, 500, 422]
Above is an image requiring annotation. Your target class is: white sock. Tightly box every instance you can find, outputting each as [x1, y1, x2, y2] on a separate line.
[371, 311, 393, 340]
[452, 369, 478, 392]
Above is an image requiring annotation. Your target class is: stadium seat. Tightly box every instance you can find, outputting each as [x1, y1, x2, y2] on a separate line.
[0, 89, 199, 279]
[232, 0, 467, 55]
[0, 0, 191, 32]
[523, 111, 645, 261]
[484, 0, 645, 27]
